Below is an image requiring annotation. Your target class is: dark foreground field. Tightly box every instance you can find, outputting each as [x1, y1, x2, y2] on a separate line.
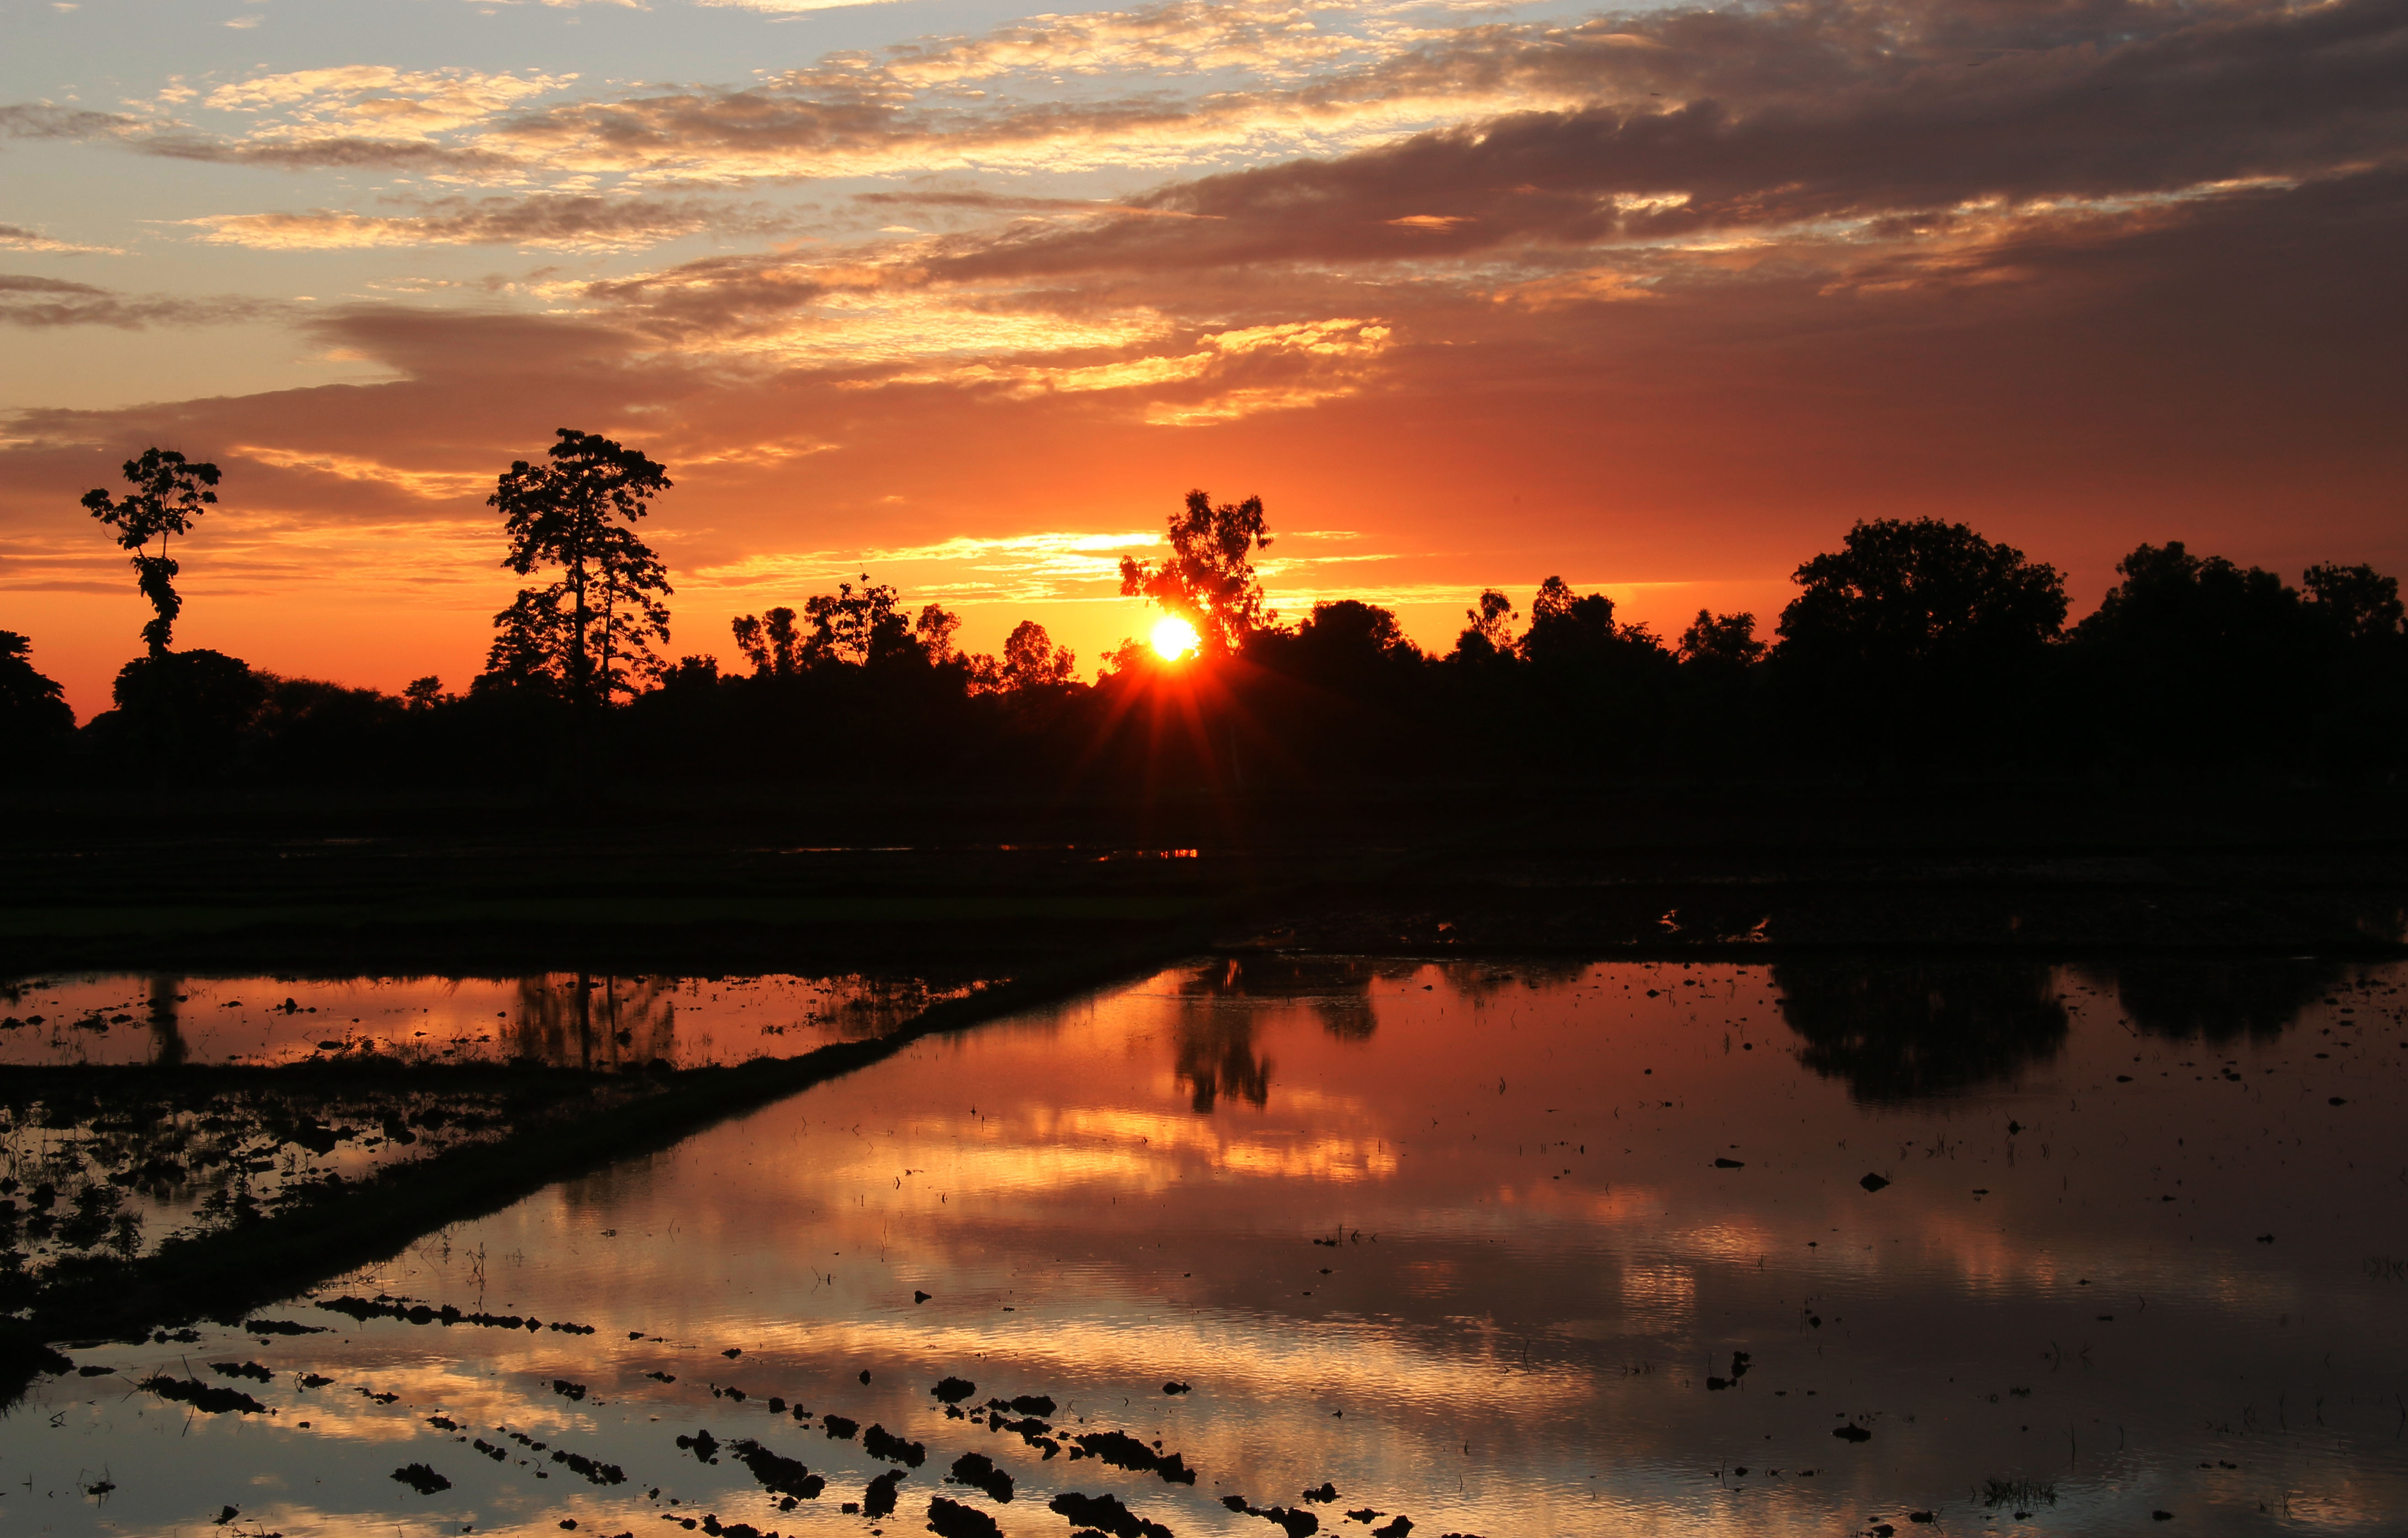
[4, 780, 2403, 1407]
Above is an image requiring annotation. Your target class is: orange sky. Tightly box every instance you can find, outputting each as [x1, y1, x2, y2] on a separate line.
[4, 0, 2402, 719]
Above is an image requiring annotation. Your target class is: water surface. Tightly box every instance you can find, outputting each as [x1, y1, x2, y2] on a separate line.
[8, 955, 2405, 1537]
[0, 972, 986, 1070]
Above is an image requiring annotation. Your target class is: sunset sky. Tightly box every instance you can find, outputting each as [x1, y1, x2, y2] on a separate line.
[4, 0, 2401, 719]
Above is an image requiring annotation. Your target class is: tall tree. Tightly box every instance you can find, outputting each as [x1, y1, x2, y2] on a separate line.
[1119, 489, 1274, 656]
[915, 603, 964, 665]
[1677, 610, 1765, 671]
[731, 607, 804, 677]
[487, 429, 674, 706]
[1521, 576, 1623, 665]
[802, 575, 911, 666]
[82, 447, 221, 656]
[1000, 619, 1076, 688]
[1452, 589, 1520, 663]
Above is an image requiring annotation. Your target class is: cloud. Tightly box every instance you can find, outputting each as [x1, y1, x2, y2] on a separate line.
[188, 193, 792, 251]
[870, 0, 1369, 85]
[698, 0, 911, 10]
[0, 222, 120, 254]
[0, 102, 140, 139]
[0, 274, 282, 328]
[200, 66, 575, 139]
[872, 316, 1394, 423]
[693, 527, 1165, 599]
[912, 0, 2408, 282]
[6, 0, 2407, 720]
[229, 444, 494, 500]
[10, 0, 2397, 207]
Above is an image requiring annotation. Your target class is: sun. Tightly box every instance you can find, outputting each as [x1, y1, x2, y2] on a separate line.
[1151, 615, 1199, 661]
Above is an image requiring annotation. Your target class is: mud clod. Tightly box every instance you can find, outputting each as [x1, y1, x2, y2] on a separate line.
[948, 1450, 1013, 1503]
[865, 1468, 907, 1519]
[926, 1496, 1002, 1538]
[1049, 1491, 1173, 1538]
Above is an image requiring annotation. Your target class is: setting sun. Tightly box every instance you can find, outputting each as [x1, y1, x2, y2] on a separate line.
[1151, 616, 1199, 661]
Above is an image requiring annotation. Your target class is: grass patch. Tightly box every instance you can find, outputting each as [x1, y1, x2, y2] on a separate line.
[1981, 1477, 2058, 1508]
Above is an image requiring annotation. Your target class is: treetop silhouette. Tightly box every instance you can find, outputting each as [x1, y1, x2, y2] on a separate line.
[82, 447, 221, 657]
[1778, 517, 2067, 670]
[484, 428, 674, 707]
[1, 629, 75, 756]
[1119, 489, 1274, 656]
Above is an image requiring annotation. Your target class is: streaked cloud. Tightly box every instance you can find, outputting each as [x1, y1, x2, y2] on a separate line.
[188, 194, 791, 251]
[2, 0, 2402, 717]
[199, 65, 575, 138]
[0, 223, 120, 254]
[0, 274, 282, 328]
[230, 444, 494, 500]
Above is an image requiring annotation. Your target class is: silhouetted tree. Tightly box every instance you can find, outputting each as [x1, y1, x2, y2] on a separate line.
[100, 649, 265, 773]
[1239, 601, 1427, 778]
[2300, 561, 2408, 770]
[2303, 562, 2405, 642]
[915, 604, 964, 664]
[1452, 589, 1519, 664]
[1780, 518, 2066, 672]
[0, 631, 76, 768]
[1119, 489, 1274, 655]
[477, 587, 573, 696]
[248, 673, 407, 780]
[1777, 518, 2066, 761]
[1000, 620, 1076, 688]
[1677, 610, 1765, 671]
[403, 676, 445, 709]
[803, 575, 913, 667]
[82, 448, 221, 656]
[731, 606, 804, 677]
[2068, 542, 2322, 766]
[661, 655, 721, 692]
[1254, 600, 1421, 691]
[486, 429, 674, 706]
[1522, 576, 1623, 665]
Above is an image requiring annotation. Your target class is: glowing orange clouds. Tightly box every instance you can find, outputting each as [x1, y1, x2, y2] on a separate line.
[0, 0, 2400, 715]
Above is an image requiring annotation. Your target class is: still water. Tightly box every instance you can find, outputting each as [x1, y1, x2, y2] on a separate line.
[7, 956, 2406, 1537]
[0, 972, 991, 1069]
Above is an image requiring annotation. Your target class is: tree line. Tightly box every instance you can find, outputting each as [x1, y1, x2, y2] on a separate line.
[5, 432, 2402, 790]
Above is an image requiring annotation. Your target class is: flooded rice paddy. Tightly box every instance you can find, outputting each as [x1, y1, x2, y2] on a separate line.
[0, 972, 991, 1071]
[0, 972, 994, 1270]
[6, 955, 2406, 1537]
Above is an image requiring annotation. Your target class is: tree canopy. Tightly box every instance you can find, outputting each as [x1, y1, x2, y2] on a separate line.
[21, 462, 2406, 790]
[82, 447, 221, 657]
[0, 630, 75, 762]
[1777, 518, 2068, 671]
[485, 428, 674, 706]
[1119, 489, 1274, 656]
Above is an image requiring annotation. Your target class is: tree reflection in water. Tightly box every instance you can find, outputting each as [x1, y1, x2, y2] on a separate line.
[509, 974, 678, 1069]
[145, 973, 183, 1069]
[1166, 955, 1417, 1110]
[2080, 957, 2348, 1042]
[1774, 958, 2070, 1101]
[1431, 959, 1591, 1012]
